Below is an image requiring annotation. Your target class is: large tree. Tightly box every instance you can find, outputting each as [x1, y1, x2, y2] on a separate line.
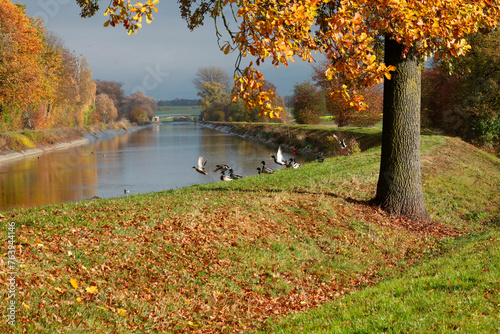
[193, 66, 232, 94]
[77, 0, 500, 221]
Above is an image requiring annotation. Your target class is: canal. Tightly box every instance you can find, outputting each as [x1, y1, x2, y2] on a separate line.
[0, 123, 309, 211]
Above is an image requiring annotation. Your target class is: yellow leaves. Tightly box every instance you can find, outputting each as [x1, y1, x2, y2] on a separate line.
[22, 302, 30, 309]
[70, 278, 78, 290]
[86, 286, 99, 294]
[117, 308, 127, 315]
[232, 66, 283, 119]
[103, 0, 158, 34]
[55, 287, 66, 294]
[221, 42, 232, 55]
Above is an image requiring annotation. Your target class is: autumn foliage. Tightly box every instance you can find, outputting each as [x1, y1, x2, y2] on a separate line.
[0, 2, 97, 131]
[0, 2, 159, 132]
[0, 1, 44, 126]
[313, 60, 382, 127]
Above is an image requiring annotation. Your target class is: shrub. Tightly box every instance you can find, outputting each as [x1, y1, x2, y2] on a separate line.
[128, 107, 149, 125]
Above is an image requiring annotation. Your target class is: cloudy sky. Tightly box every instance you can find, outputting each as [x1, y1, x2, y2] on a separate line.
[19, 1, 316, 101]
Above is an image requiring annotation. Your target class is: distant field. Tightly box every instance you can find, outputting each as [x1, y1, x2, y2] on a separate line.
[156, 105, 202, 116]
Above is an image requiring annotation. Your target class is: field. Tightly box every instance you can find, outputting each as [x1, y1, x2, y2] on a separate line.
[1, 126, 499, 333]
[156, 105, 202, 117]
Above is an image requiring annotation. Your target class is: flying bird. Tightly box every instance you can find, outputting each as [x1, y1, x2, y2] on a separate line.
[270, 146, 286, 167]
[213, 164, 230, 173]
[332, 134, 347, 149]
[193, 155, 208, 175]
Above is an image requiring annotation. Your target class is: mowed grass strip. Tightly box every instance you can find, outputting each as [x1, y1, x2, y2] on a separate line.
[260, 229, 500, 333]
[0, 134, 498, 333]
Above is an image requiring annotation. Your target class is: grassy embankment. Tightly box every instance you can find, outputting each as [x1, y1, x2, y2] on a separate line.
[0, 123, 499, 333]
[0, 120, 132, 153]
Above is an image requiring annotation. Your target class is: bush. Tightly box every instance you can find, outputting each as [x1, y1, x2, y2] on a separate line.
[210, 110, 226, 121]
[128, 107, 149, 125]
[291, 81, 325, 124]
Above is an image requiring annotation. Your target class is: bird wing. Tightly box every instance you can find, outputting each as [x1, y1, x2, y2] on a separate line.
[198, 156, 204, 169]
[277, 146, 284, 164]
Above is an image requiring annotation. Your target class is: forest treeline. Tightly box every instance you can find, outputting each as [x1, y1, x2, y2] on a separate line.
[158, 99, 199, 107]
[0, 2, 157, 132]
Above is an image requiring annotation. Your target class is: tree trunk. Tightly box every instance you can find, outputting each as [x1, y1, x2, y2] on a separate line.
[375, 36, 430, 222]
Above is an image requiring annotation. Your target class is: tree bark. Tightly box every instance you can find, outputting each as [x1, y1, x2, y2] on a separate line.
[376, 36, 430, 222]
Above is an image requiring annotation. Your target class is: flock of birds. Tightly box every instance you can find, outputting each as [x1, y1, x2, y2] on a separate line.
[192, 134, 347, 182]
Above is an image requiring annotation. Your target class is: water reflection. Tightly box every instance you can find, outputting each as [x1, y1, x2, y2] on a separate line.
[0, 123, 309, 211]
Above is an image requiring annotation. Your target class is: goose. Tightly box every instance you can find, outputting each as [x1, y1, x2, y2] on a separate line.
[220, 171, 233, 181]
[229, 168, 243, 179]
[193, 155, 208, 175]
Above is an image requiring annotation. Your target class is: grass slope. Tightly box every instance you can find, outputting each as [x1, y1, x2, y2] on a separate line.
[0, 133, 499, 333]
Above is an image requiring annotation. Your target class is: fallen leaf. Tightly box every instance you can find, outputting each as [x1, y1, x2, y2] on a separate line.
[70, 278, 78, 290]
[86, 286, 98, 294]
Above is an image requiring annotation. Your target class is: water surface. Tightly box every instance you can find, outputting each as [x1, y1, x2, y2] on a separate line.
[0, 123, 309, 211]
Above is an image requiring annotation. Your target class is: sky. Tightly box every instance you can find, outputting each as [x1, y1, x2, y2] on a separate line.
[19, 1, 316, 101]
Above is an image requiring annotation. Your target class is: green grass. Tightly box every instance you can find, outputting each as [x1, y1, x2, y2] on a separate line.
[260, 229, 500, 333]
[1, 129, 499, 333]
[156, 105, 202, 116]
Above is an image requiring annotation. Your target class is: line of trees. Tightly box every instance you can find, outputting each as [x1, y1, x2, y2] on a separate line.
[0, 2, 157, 131]
[0, 2, 96, 131]
[95, 80, 157, 125]
[158, 98, 199, 107]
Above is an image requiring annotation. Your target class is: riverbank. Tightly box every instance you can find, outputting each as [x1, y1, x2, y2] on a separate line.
[0, 121, 152, 165]
[1, 131, 498, 333]
[202, 121, 383, 156]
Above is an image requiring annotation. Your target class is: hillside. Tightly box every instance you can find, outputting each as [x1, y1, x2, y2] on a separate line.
[1, 130, 499, 333]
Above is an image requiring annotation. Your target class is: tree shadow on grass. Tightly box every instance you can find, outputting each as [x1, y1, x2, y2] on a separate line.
[198, 185, 375, 207]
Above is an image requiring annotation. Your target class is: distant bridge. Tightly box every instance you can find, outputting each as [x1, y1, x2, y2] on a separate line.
[153, 114, 198, 122]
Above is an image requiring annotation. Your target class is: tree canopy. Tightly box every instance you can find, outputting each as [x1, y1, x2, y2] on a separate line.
[79, 1, 500, 117]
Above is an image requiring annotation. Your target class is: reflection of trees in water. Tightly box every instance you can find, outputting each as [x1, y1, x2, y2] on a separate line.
[0, 148, 98, 211]
[0, 124, 311, 210]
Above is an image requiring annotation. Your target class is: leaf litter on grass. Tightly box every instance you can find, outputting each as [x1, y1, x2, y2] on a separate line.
[0, 136, 498, 333]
